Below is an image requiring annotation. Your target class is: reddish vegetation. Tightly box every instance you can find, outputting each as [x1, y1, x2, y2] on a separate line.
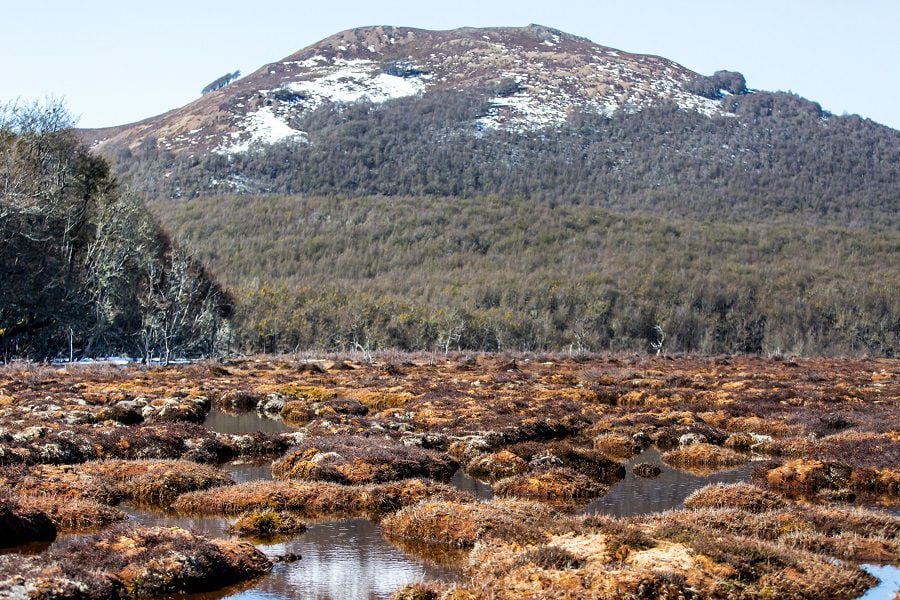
[174, 478, 470, 518]
[272, 435, 458, 484]
[0, 525, 271, 598]
[0, 354, 896, 598]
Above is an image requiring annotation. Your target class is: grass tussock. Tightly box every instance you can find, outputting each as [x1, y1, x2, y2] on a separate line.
[382, 499, 556, 547]
[662, 443, 747, 470]
[684, 483, 788, 513]
[0, 525, 272, 598]
[465, 450, 528, 481]
[16, 494, 125, 532]
[173, 478, 469, 518]
[272, 435, 457, 484]
[228, 511, 307, 538]
[493, 468, 607, 502]
[4, 460, 234, 507]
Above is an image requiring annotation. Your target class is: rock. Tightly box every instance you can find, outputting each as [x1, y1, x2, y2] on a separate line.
[678, 433, 708, 447]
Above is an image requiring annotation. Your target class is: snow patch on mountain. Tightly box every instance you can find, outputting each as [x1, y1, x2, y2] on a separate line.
[218, 106, 307, 154]
[285, 58, 430, 109]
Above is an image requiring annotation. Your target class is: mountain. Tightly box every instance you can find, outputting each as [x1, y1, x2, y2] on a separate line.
[85, 24, 733, 154]
[86, 25, 900, 227]
[73, 25, 899, 356]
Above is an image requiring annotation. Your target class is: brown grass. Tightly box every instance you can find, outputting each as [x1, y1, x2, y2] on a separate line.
[173, 478, 470, 518]
[662, 443, 747, 470]
[465, 450, 528, 481]
[272, 435, 458, 484]
[684, 483, 788, 513]
[382, 499, 557, 547]
[228, 511, 307, 538]
[493, 468, 607, 502]
[16, 495, 125, 532]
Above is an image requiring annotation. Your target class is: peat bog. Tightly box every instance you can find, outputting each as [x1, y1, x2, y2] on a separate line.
[0, 354, 897, 598]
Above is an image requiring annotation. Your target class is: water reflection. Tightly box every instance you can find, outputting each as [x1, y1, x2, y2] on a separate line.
[224, 460, 275, 484]
[859, 564, 900, 600]
[119, 508, 458, 600]
[582, 448, 756, 517]
[204, 407, 294, 435]
[449, 468, 493, 500]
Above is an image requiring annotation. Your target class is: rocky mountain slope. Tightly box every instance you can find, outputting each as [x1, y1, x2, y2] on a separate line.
[85, 24, 737, 155]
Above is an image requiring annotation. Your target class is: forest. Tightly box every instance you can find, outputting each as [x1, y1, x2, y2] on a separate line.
[114, 88, 900, 229]
[0, 101, 229, 361]
[153, 194, 899, 356]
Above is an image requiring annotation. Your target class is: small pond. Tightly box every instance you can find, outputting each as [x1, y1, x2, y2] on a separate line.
[582, 447, 757, 517]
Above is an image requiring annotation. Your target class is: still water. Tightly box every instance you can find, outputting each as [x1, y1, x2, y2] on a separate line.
[121, 507, 459, 600]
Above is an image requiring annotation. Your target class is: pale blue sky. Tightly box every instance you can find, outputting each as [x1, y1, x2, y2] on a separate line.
[3, 1, 898, 129]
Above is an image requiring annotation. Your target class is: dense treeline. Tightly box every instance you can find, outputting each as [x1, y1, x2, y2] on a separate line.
[0, 101, 230, 361]
[152, 194, 900, 356]
[116, 89, 900, 228]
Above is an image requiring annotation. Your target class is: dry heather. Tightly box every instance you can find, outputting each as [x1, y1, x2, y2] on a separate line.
[228, 511, 307, 538]
[272, 435, 458, 484]
[0, 525, 271, 598]
[493, 468, 607, 502]
[174, 478, 470, 517]
[382, 499, 557, 547]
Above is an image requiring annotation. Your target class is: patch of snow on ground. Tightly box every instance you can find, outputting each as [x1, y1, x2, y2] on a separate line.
[218, 106, 307, 154]
[286, 59, 430, 109]
[476, 89, 570, 132]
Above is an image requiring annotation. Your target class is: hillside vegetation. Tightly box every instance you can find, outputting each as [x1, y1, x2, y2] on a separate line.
[122, 90, 900, 228]
[0, 102, 228, 361]
[152, 194, 899, 356]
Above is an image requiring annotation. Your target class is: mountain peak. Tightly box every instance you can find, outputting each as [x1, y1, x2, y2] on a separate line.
[85, 24, 739, 155]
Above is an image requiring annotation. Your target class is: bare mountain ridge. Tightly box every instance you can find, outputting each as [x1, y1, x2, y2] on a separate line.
[84, 24, 739, 155]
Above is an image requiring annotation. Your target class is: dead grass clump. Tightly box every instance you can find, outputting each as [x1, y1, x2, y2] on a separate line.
[684, 483, 787, 513]
[382, 499, 555, 547]
[465, 450, 529, 481]
[173, 478, 468, 518]
[763, 459, 841, 491]
[514, 544, 584, 570]
[0, 494, 57, 547]
[4, 464, 124, 504]
[592, 433, 639, 459]
[0, 554, 117, 598]
[272, 435, 458, 484]
[80, 459, 234, 505]
[228, 511, 307, 538]
[662, 443, 747, 469]
[57, 525, 271, 597]
[493, 468, 607, 502]
[142, 396, 210, 423]
[346, 387, 416, 411]
[16, 495, 125, 532]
